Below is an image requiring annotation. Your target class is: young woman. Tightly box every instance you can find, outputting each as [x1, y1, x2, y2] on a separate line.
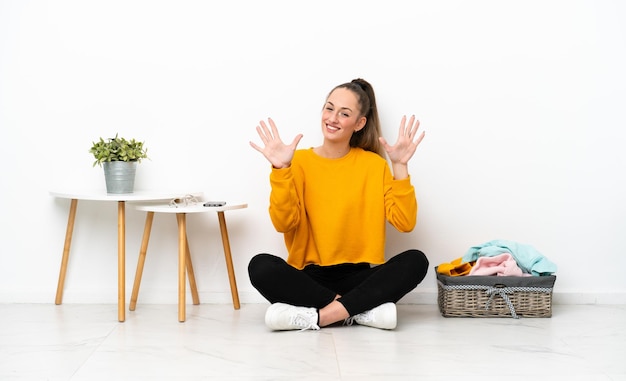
[248, 78, 429, 331]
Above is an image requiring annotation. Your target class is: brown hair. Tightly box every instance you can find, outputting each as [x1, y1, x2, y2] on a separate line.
[327, 78, 385, 158]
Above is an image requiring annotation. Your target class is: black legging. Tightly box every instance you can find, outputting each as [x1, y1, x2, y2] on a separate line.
[248, 249, 429, 316]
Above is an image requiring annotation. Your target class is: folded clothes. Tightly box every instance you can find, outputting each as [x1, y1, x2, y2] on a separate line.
[462, 239, 557, 276]
[437, 257, 473, 276]
[468, 253, 528, 276]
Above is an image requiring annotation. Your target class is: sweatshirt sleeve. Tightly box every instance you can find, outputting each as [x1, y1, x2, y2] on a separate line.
[384, 174, 418, 232]
[268, 166, 301, 233]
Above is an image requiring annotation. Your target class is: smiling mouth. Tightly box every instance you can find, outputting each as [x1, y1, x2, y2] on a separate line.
[326, 124, 340, 132]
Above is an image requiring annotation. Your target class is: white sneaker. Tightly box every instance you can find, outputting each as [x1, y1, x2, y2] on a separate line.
[265, 303, 320, 331]
[346, 302, 397, 330]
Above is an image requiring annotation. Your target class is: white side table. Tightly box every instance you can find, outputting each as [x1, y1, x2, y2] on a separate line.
[49, 190, 202, 322]
[130, 202, 247, 322]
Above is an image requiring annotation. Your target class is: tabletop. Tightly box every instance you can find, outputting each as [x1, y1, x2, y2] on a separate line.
[134, 202, 248, 214]
[49, 190, 203, 202]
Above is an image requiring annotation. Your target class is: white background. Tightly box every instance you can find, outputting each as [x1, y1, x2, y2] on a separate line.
[1, 0, 624, 305]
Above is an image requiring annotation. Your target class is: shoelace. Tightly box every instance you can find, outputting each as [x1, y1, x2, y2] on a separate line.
[344, 310, 372, 326]
[344, 316, 357, 326]
[291, 312, 320, 331]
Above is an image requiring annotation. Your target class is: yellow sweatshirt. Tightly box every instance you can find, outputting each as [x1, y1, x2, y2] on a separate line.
[269, 147, 417, 269]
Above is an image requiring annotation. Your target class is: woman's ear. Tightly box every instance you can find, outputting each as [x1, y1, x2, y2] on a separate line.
[355, 116, 367, 132]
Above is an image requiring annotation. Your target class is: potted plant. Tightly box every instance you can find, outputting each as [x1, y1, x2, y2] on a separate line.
[89, 134, 149, 194]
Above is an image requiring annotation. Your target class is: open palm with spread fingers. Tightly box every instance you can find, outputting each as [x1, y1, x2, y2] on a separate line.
[250, 118, 303, 169]
[379, 115, 425, 165]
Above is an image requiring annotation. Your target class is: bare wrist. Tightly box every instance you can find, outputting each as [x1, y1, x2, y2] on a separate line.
[392, 162, 409, 180]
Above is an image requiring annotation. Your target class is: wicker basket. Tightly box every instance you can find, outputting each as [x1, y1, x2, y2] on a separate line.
[436, 270, 556, 318]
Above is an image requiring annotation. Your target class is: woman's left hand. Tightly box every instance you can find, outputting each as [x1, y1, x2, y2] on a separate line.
[379, 115, 425, 164]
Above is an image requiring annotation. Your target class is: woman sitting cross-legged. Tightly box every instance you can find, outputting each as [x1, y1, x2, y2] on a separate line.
[248, 78, 429, 331]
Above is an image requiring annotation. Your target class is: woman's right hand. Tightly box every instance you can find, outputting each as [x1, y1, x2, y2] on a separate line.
[249, 118, 303, 169]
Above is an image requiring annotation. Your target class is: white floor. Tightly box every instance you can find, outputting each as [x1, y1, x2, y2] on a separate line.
[0, 303, 624, 381]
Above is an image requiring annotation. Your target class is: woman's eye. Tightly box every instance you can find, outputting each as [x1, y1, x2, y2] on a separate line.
[341, 113, 350, 117]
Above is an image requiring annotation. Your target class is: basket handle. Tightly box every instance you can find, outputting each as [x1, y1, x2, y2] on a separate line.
[485, 286, 518, 318]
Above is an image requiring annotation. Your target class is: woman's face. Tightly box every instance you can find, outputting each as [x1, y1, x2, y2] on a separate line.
[320, 87, 366, 144]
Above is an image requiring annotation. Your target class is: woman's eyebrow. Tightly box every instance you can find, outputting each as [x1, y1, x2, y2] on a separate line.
[326, 101, 353, 112]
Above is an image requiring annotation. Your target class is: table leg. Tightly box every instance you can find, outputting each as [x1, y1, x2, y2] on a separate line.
[130, 211, 155, 311]
[176, 213, 187, 322]
[55, 198, 78, 305]
[184, 235, 200, 305]
[118, 201, 126, 322]
[217, 211, 240, 310]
